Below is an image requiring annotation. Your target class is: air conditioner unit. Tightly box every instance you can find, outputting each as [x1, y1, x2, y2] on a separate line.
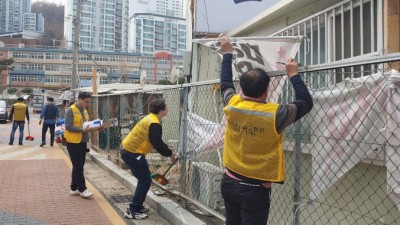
[190, 162, 224, 214]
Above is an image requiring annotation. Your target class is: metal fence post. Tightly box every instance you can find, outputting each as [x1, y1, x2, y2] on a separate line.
[117, 95, 121, 149]
[106, 95, 110, 153]
[179, 86, 189, 208]
[136, 93, 143, 121]
[293, 118, 302, 225]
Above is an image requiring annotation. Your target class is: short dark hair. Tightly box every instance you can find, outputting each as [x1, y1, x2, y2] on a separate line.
[47, 97, 54, 102]
[239, 68, 270, 98]
[78, 92, 91, 100]
[149, 98, 166, 114]
[17, 97, 24, 102]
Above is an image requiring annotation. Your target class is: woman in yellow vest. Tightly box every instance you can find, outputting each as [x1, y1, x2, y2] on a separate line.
[8, 97, 30, 145]
[64, 92, 102, 199]
[219, 37, 313, 225]
[120, 98, 178, 220]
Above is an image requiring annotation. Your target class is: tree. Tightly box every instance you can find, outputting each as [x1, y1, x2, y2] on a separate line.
[158, 79, 173, 85]
[21, 87, 33, 94]
[0, 58, 15, 95]
[32, 1, 65, 46]
[0, 58, 14, 73]
[178, 77, 186, 84]
[7, 87, 17, 95]
[158, 77, 186, 85]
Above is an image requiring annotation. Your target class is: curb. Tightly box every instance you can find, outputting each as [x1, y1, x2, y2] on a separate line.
[88, 150, 206, 225]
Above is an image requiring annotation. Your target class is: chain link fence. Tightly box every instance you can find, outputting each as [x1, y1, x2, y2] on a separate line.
[89, 57, 400, 224]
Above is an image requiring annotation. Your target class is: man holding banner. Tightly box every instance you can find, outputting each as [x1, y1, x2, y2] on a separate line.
[219, 37, 313, 225]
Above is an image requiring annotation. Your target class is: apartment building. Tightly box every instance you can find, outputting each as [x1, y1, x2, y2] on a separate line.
[23, 13, 43, 33]
[133, 13, 186, 56]
[128, 0, 186, 55]
[0, 0, 31, 32]
[0, 0, 43, 35]
[64, 0, 129, 52]
[130, 0, 185, 18]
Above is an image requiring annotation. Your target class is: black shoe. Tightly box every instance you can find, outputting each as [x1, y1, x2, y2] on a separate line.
[140, 206, 149, 213]
[124, 208, 148, 219]
[40, 143, 45, 147]
[50, 143, 53, 147]
[18, 143, 23, 146]
[8, 142, 13, 145]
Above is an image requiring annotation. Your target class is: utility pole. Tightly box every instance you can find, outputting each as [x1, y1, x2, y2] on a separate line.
[71, 0, 83, 102]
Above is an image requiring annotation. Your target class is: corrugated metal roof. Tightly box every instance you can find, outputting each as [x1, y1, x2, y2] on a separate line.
[74, 83, 176, 94]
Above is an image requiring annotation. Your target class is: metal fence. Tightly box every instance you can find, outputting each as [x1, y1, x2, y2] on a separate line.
[89, 54, 400, 225]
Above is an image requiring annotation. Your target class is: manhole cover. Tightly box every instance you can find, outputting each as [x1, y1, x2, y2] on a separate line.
[109, 194, 132, 203]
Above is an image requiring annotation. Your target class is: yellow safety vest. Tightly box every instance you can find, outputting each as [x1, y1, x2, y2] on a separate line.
[223, 94, 285, 183]
[64, 104, 89, 144]
[13, 102, 27, 121]
[122, 113, 160, 155]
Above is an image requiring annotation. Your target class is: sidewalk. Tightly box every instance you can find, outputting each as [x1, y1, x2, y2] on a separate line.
[0, 115, 125, 225]
[0, 113, 215, 225]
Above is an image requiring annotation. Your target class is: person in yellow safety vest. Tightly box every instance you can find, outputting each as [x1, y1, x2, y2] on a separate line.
[219, 37, 313, 225]
[8, 97, 30, 145]
[120, 98, 178, 220]
[64, 92, 103, 199]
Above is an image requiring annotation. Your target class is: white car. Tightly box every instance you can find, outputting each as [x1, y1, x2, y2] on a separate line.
[0, 100, 8, 122]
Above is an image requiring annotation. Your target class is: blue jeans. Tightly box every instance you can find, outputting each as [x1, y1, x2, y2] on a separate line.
[9, 121, 25, 144]
[120, 148, 151, 213]
[221, 174, 271, 225]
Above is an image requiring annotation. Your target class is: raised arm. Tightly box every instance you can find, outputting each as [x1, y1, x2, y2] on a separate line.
[275, 58, 313, 133]
[220, 37, 236, 106]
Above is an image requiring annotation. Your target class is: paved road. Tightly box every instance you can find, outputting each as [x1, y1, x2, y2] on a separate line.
[0, 113, 126, 225]
[0, 113, 43, 146]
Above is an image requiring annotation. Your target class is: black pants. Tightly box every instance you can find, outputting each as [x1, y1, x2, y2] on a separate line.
[41, 123, 55, 145]
[221, 174, 271, 225]
[120, 148, 152, 213]
[67, 142, 88, 192]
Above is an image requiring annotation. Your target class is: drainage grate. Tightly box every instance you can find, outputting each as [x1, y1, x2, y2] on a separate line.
[109, 194, 132, 203]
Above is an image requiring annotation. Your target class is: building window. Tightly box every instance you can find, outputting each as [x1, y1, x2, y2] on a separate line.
[46, 53, 60, 59]
[143, 19, 154, 26]
[45, 65, 60, 71]
[143, 26, 154, 32]
[274, 0, 379, 66]
[62, 54, 73, 60]
[45, 76, 61, 83]
[28, 64, 43, 70]
[62, 76, 72, 83]
[143, 40, 153, 46]
[12, 52, 27, 58]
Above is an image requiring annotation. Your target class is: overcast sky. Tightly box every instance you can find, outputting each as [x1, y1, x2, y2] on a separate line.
[195, 0, 279, 33]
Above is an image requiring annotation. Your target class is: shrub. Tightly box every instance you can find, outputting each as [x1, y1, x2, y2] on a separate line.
[7, 88, 17, 94]
[21, 87, 33, 94]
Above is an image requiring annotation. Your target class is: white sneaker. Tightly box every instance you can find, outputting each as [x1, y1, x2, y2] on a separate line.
[70, 189, 80, 196]
[80, 189, 93, 198]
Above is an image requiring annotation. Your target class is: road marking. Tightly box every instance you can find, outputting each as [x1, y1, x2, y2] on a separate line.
[23, 153, 46, 160]
[0, 147, 41, 160]
[0, 146, 16, 151]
